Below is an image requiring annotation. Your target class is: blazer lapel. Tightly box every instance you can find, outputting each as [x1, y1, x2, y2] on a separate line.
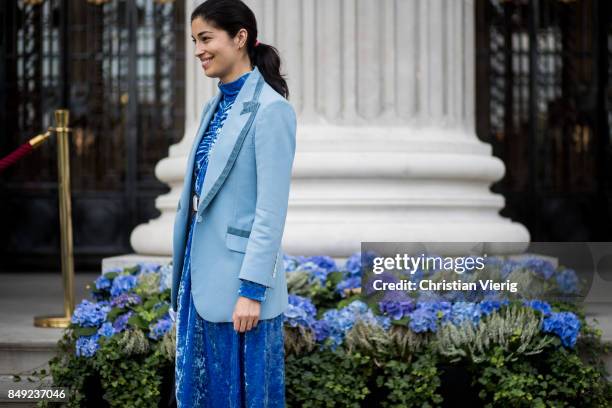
[197, 66, 265, 216]
[183, 92, 222, 202]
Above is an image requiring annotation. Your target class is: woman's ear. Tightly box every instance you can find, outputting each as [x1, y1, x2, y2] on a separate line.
[236, 28, 248, 49]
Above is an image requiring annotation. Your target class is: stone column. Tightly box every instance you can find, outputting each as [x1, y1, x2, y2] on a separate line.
[130, 0, 529, 257]
[129, 0, 217, 255]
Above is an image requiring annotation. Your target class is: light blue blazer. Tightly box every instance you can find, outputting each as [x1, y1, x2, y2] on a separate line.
[171, 66, 296, 323]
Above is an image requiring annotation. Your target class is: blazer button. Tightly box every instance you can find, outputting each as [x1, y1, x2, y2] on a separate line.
[197, 215, 203, 222]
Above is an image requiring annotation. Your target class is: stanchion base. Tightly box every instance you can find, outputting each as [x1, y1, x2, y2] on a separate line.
[34, 315, 71, 328]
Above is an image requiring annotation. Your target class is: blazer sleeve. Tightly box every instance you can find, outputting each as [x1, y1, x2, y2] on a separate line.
[238, 278, 267, 302]
[237, 100, 297, 287]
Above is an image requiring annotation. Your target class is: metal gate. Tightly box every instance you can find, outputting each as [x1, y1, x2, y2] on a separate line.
[0, 0, 185, 271]
[476, 0, 612, 240]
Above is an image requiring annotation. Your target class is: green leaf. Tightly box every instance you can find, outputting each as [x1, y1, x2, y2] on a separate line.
[143, 297, 159, 310]
[128, 314, 148, 330]
[155, 304, 170, 317]
[336, 296, 361, 309]
[125, 266, 139, 274]
[327, 271, 345, 286]
[107, 307, 124, 321]
[391, 316, 409, 326]
[73, 327, 98, 337]
[105, 272, 119, 280]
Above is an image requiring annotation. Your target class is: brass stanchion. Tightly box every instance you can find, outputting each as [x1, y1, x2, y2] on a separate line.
[34, 109, 75, 328]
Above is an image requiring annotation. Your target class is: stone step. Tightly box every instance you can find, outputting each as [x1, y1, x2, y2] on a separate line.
[0, 342, 57, 406]
[0, 343, 56, 377]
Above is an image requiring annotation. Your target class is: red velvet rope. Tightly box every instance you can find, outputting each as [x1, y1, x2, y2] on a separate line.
[0, 143, 33, 173]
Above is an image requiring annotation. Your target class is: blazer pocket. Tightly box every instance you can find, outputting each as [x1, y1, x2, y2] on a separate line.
[225, 226, 251, 253]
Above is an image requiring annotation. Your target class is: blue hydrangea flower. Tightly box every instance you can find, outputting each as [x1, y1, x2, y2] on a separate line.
[376, 315, 391, 330]
[404, 301, 452, 333]
[158, 264, 173, 292]
[97, 322, 115, 338]
[408, 306, 438, 333]
[521, 257, 556, 280]
[316, 300, 389, 349]
[496, 259, 522, 279]
[542, 311, 581, 348]
[112, 311, 133, 333]
[303, 256, 337, 273]
[379, 288, 412, 304]
[110, 275, 138, 297]
[378, 300, 415, 320]
[312, 320, 331, 342]
[110, 293, 142, 308]
[283, 294, 317, 328]
[335, 276, 362, 297]
[448, 302, 482, 326]
[317, 309, 352, 348]
[523, 299, 553, 316]
[478, 299, 508, 316]
[298, 261, 331, 285]
[345, 300, 368, 314]
[75, 334, 100, 358]
[137, 262, 161, 275]
[283, 253, 306, 273]
[95, 275, 112, 291]
[343, 252, 363, 277]
[149, 316, 173, 340]
[71, 300, 111, 327]
[343, 250, 378, 278]
[416, 300, 451, 316]
[556, 268, 579, 295]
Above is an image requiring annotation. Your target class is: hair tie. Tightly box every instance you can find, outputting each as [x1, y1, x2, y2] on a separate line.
[254, 40, 260, 47]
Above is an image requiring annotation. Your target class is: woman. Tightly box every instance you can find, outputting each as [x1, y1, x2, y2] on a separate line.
[170, 0, 296, 406]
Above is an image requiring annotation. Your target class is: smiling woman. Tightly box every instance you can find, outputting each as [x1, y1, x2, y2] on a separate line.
[173, 0, 295, 407]
[191, 18, 243, 80]
[189, 1, 288, 98]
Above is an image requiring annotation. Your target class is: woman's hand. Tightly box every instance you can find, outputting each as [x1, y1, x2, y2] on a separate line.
[232, 296, 261, 332]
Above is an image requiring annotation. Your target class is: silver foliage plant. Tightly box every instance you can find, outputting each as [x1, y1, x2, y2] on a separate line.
[286, 270, 311, 296]
[344, 320, 430, 363]
[116, 328, 150, 356]
[435, 304, 556, 363]
[159, 328, 176, 361]
[284, 325, 316, 356]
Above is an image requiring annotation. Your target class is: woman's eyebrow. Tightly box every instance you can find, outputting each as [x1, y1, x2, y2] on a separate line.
[191, 31, 213, 39]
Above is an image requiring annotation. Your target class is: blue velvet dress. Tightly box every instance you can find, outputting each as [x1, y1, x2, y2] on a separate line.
[175, 70, 286, 408]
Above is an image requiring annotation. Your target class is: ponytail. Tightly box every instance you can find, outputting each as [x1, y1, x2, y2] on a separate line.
[248, 42, 289, 99]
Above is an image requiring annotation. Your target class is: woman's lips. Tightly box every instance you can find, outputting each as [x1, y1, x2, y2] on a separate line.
[202, 57, 213, 69]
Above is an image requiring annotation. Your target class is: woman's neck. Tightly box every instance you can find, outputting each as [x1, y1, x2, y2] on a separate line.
[219, 57, 253, 85]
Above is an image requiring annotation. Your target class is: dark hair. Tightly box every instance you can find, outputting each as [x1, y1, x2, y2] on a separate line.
[191, 0, 289, 99]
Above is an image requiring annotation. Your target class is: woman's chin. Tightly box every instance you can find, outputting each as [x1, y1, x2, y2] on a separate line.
[202, 65, 215, 76]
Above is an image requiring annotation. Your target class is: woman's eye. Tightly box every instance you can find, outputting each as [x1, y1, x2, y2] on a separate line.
[191, 37, 210, 45]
